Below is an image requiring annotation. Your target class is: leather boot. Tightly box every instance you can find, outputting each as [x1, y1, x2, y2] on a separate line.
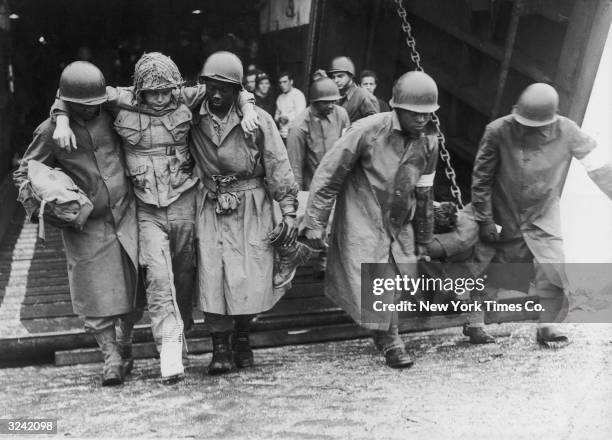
[383, 345, 414, 369]
[208, 331, 235, 375]
[116, 320, 135, 375]
[274, 242, 315, 288]
[463, 324, 496, 344]
[94, 326, 124, 386]
[233, 317, 254, 368]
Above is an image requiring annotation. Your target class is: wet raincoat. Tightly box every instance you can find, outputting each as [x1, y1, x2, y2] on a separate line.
[303, 112, 438, 330]
[14, 113, 139, 317]
[190, 103, 298, 315]
[472, 115, 612, 287]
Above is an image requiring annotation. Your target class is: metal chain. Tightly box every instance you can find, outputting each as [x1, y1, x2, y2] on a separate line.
[394, 0, 464, 209]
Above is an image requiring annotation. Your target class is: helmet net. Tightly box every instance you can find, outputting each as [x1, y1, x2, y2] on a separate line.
[134, 52, 182, 96]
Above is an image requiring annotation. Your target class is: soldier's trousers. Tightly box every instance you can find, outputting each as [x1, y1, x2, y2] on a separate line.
[137, 187, 197, 351]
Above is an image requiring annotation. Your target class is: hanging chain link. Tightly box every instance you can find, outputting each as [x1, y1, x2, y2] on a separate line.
[394, 0, 464, 209]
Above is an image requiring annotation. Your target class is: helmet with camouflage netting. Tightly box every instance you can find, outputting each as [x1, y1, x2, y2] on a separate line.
[133, 52, 182, 98]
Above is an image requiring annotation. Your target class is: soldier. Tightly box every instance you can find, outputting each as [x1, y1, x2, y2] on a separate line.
[191, 52, 299, 374]
[14, 62, 142, 386]
[327, 56, 379, 122]
[472, 83, 612, 346]
[286, 77, 350, 277]
[302, 71, 439, 368]
[51, 53, 259, 383]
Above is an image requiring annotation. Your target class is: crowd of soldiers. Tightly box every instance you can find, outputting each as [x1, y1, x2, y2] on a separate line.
[13, 47, 612, 386]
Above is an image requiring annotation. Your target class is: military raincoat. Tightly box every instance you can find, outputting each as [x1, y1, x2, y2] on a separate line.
[190, 104, 298, 315]
[303, 112, 438, 330]
[14, 113, 139, 317]
[472, 115, 612, 287]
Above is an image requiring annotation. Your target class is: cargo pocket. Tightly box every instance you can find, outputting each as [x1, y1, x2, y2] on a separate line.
[167, 151, 192, 189]
[114, 111, 149, 146]
[126, 157, 149, 191]
[161, 106, 192, 142]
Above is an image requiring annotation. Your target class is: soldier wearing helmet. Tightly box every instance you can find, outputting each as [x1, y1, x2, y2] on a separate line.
[283, 77, 350, 279]
[190, 51, 299, 375]
[472, 83, 612, 346]
[327, 56, 379, 122]
[50, 53, 259, 384]
[301, 71, 440, 369]
[14, 61, 143, 387]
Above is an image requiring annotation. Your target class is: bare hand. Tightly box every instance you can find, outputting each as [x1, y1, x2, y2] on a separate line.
[303, 228, 327, 250]
[53, 115, 77, 152]
[241, 106, 259, 136]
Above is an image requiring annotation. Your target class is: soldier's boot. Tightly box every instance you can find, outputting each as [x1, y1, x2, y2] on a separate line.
[463, 324, 496, 344]
[208, 331, 235, 375]
[94, 327, 124, 386]
[537, 295, 569, 348]
[233, 317, 254, 368]
[372, 325, 414, 369]
[159, 316, 185, 385]
[536, 325, 569, 347]
[116, 320, 135, 375]
[274, 242, 316, 289]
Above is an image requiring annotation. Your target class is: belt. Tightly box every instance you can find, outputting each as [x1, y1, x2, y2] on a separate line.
[127, 143, 188, 156]
[201, 175, 265, 195]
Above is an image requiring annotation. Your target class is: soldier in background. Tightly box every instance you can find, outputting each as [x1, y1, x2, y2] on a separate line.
[286, 78, 350, 278]
[327, 56, 379, 122]
[275, 72, 306, 144]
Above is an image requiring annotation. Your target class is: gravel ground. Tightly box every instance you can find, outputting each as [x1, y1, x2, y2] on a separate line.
[1, 323, 611, 440]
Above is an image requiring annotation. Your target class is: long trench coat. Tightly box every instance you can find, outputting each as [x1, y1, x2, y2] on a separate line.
[14, 112, 139, 317]
[303, 112, 438, 330]
[472, 115, 612, 288]
[189, 104, 298, 315]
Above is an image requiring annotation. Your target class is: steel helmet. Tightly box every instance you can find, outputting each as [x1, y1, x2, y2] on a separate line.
[134, 52, 182, 96]
[310, 78, 341, 102]
[327, 56, 356, 77]
[200, 51, 243, 86]
[59, 61, 107, 105]
[389, 71, 439, 113]
[512, 83, 559, 127]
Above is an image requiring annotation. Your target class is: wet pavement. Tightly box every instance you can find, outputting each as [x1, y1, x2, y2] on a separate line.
[1, 323, 611, 440]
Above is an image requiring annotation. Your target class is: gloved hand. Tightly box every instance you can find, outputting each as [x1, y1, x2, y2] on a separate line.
[53, 115, 77, 152]
[269, 216, 298, 247]
[479, 221, 499, 243]
[303, 228, 327, 251]
[241, 105, 259, 136]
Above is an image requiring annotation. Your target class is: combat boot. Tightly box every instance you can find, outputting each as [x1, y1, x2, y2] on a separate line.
[116, 320, 135, 375]
[208, 331, 235, 375]
[94, 326, 124, 386]
[383, 345, 414, 369]
[233, 317, 254, 368]
[463, 324, 496, 344]
[274, 242, 315, 288]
